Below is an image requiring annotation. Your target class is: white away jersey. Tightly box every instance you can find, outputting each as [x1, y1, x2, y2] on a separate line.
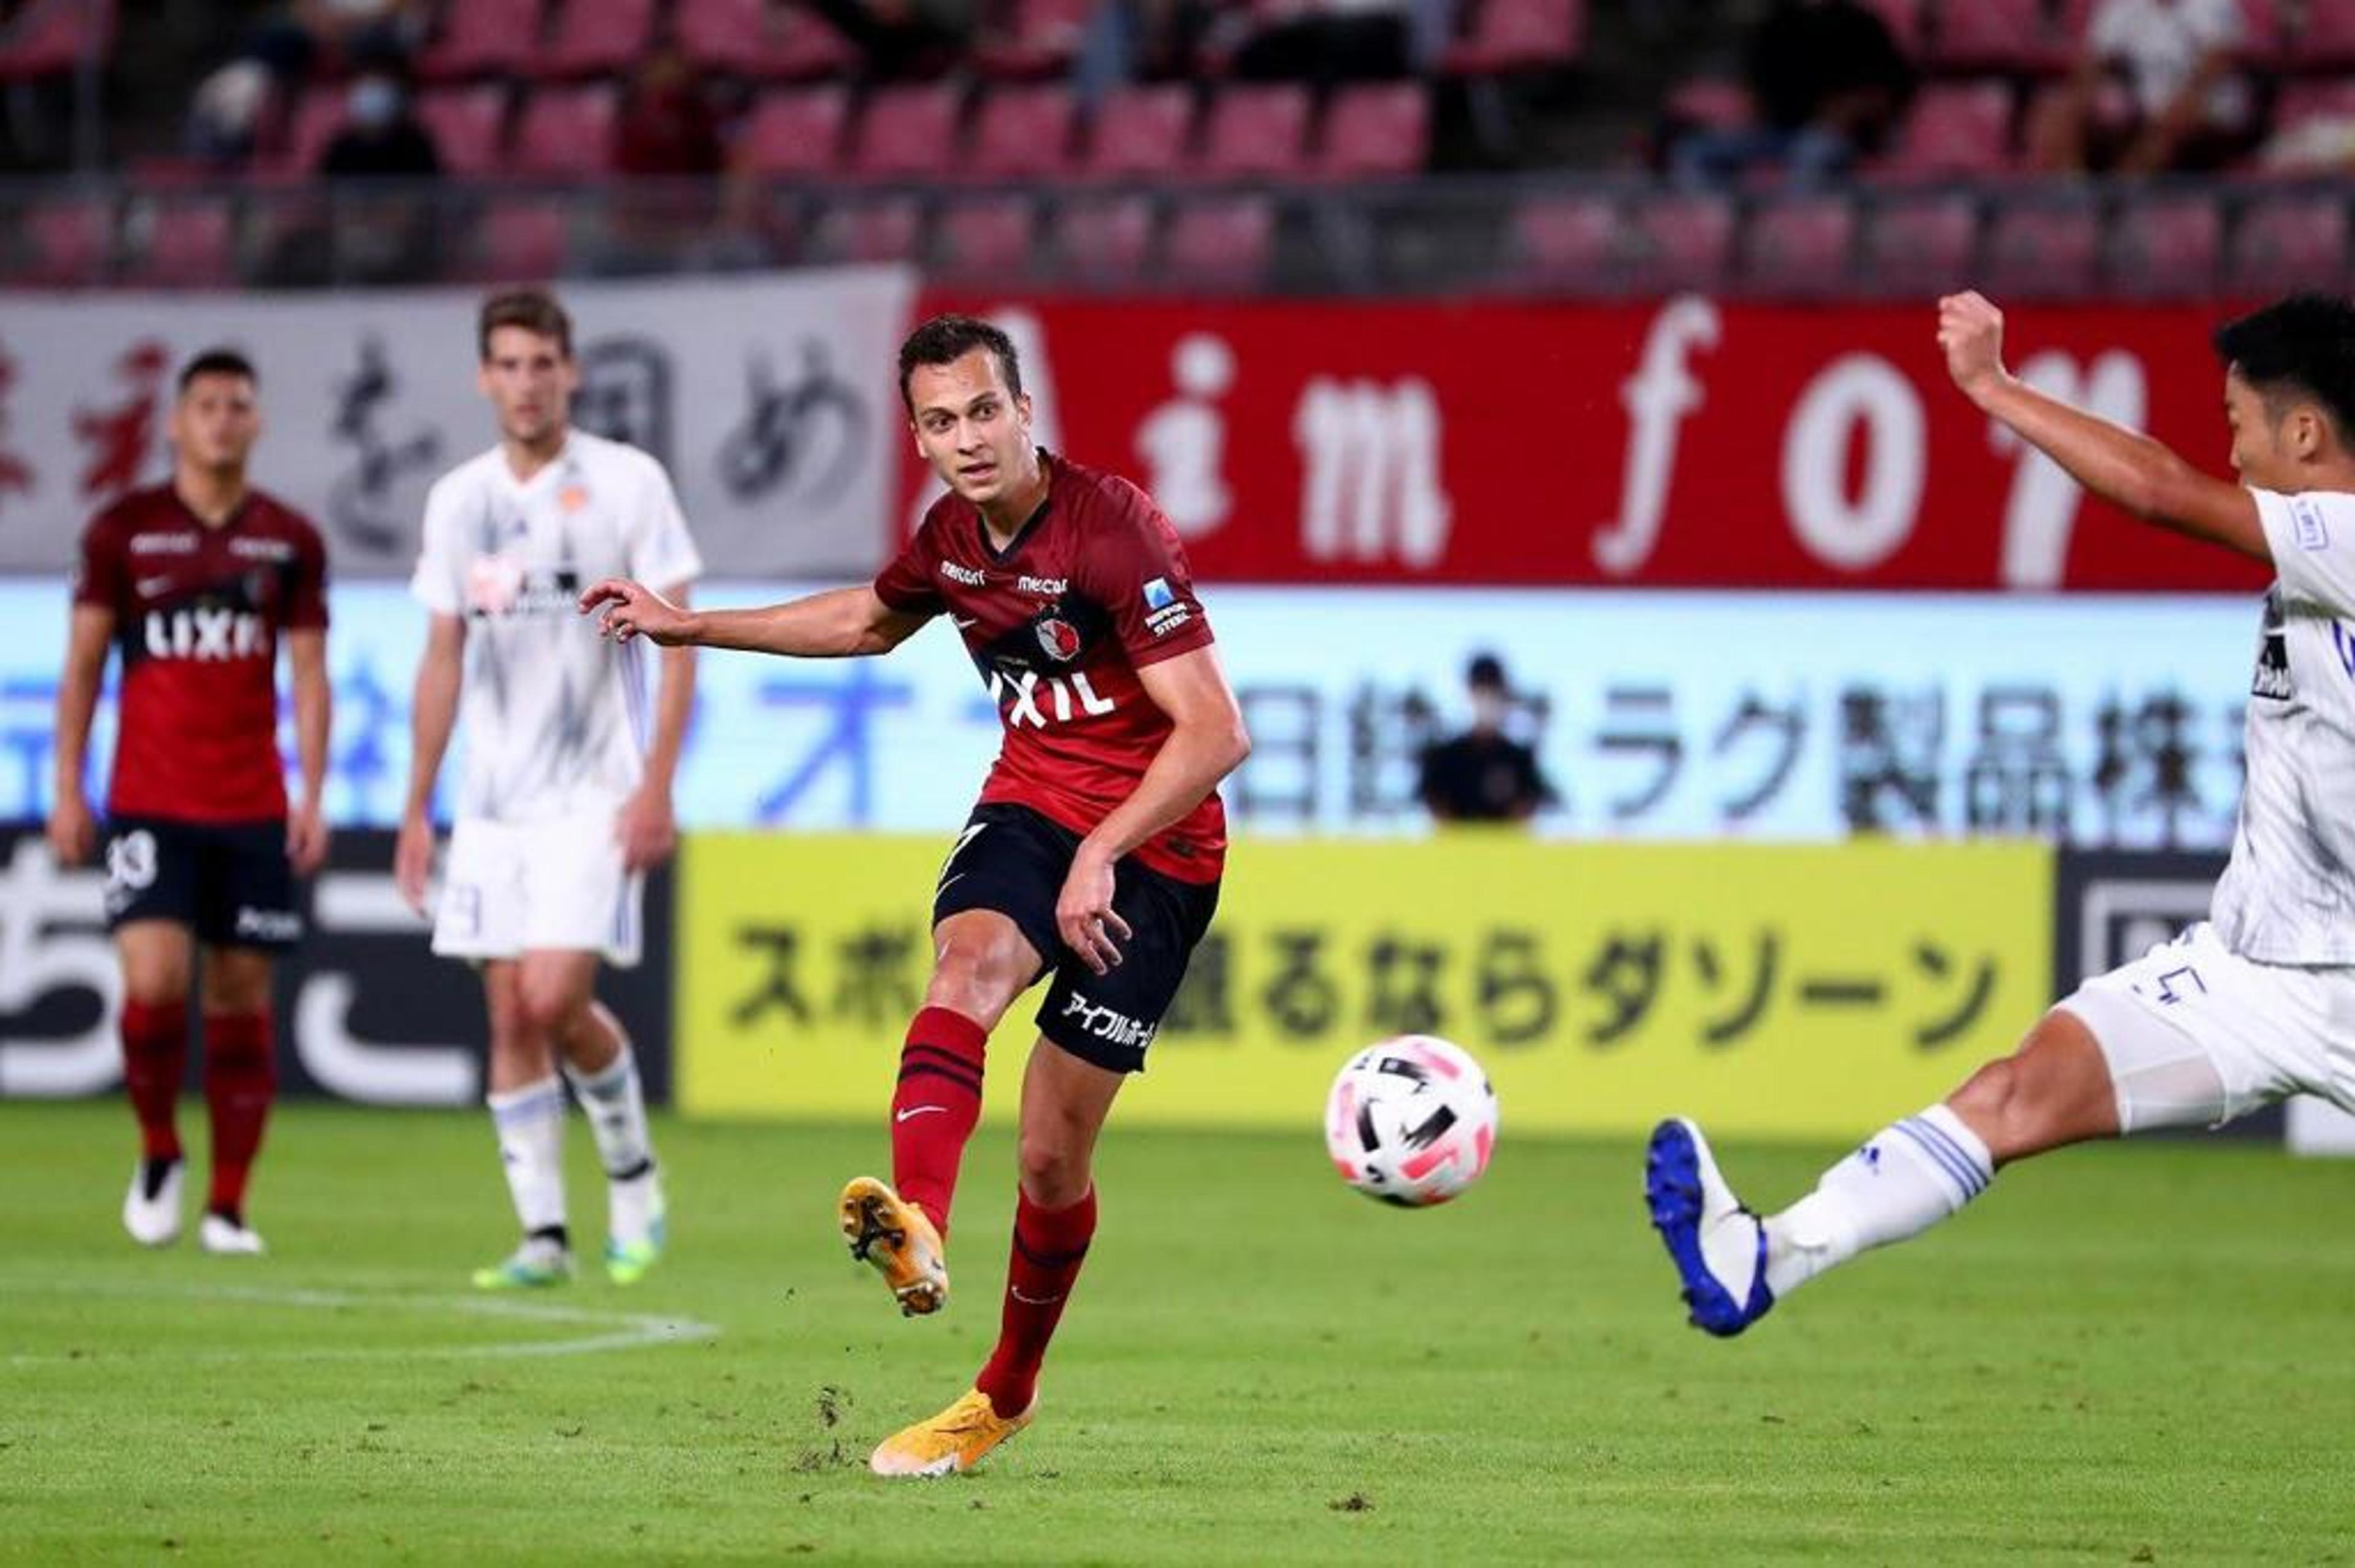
[2209, 489, 2355, 963]
[412, 430, 702, 824]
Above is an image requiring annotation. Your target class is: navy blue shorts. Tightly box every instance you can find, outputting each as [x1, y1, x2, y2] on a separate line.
[932, 803, 1219, 1074]
[101, 816, 303, 951]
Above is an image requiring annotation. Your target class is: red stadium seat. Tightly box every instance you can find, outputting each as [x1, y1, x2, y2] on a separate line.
[123, 198, 237, 289]
[1858, 192, 1978, 297]
[467, 199, 569, 281]
[970, 83, 1079, 182]
[1926, 0, 2060, 72]
[848, 82, 965, 182]
[1741, 194, 1857, 297]
[1877, 80, 2015, 180]
[1444, 0, 1586, 72]
[934, 195, 1036, 280]
[2229, 195, 2349, 295]
[511, 83, 619, 179]
[2269, 78, 2355, 144]
[540, 0, 657, 78]
[816, 196, 925, 263]
[2107, 193, 2221, 299]
[258, 86, 350, 183]
[767, 2, 862, 78]
[1664, 77, 1754, 133]
[1506, 193, 1618, 290]
[1079, 85, 1196, 182]
[418, 0, 542, 81]
[738, 86, 850, 178]
[974, 0, 1095, 77]
[7, 194, 113, 286]
[675, 0, 773, 74]
[1629, 193, 1735, 294]
[1314, 82, 1430, 182]
[1162, 196, 1275, 289]
[1055, 194, 1157, 286]
[1196, 83, 1312, 182]
[0, 0, 118, 81]
[1982, 197, 2100, 299]
[415, 84, 511, 178]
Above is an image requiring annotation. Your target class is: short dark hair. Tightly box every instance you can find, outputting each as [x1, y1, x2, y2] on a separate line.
[478, 287, 573, 361]
[898, 314, 1021, 413]
[2213, 293, 2355, 440]
[177, 347, 256, 396]
[1466, 653, 1508, 692]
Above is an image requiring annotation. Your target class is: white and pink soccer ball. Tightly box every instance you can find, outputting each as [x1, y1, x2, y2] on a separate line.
[1325, 1034, 1498, 1207]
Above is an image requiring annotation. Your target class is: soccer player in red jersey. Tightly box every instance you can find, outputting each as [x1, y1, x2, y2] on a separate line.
[48, 348, 332, 1256]
[581, 315, 1250, 1476]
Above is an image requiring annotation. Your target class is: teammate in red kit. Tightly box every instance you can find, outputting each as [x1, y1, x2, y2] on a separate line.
[48, 348, 332, 1257]
[582, 315, 1250, 1477]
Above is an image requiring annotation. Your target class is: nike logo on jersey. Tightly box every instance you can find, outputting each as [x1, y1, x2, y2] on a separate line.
[895, 1105, 949, 1123]
[954, 616, 979, 629]
[136, 575, 175, 597]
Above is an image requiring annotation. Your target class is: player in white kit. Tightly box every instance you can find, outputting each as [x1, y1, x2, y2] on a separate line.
[396, 288, 702, 1288]
[1650, 290, 2355, 1336]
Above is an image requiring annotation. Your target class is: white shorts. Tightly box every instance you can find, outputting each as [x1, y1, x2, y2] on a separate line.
[2057, 921, 2355, 1133]
[430, 807, 641, 968]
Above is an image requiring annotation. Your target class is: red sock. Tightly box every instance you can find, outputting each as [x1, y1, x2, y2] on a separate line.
[202, 1011, 276, 1219]
[975, 1185, 1097, 1418]
[120, 1000, 186, 1162]
[890, 1006, 987, 1239]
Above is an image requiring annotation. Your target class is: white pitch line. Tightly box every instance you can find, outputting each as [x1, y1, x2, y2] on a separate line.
[1, 1277, 721, 1365]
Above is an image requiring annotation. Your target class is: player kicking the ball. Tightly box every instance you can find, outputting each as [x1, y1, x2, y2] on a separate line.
[1649, 290, 2355, 1336]
[583, 315, 1250, 1476]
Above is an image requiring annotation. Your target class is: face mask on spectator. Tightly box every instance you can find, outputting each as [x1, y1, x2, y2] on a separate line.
[348, 77, 402, 132]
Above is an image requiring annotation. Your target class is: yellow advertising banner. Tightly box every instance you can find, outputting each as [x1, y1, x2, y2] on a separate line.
[676, 833, 2052, 1139]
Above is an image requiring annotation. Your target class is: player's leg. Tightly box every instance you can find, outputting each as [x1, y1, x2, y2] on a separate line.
[193, 944, 278, 1255]
[520, 949, 665, 1283]
[114, 918, 194, 1246]
[474, 957, 573, 1287]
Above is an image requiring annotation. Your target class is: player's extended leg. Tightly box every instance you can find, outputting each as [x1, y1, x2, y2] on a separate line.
[1649, 1008, 2124, 1336]
[117, 920, 193, 1247]
[194, 946, 278, 1255]
[474, 958, 572, 1289]
[869, 1038, 1117, 1477]
[841, 909, 1039, 1317]
[524, 950, 665, 1284]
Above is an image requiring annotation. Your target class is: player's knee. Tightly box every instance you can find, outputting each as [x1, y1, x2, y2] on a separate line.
[925, 943, 1024, 1027]
[121, 971, 191, 1011]
[1016, 1134, 1087, 1207]
[516, 980, 587, 1039]
[1947, 1052, 2024, 1140]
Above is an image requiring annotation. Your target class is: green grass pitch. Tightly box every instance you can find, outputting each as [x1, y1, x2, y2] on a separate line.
[6, 1100, 2354, 1564]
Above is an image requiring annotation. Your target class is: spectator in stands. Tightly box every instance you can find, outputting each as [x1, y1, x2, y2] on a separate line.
[1073, 0, 1222, 107]
[316, 66, 441, 285]
[1419, 653, 1555, 825]
[2029, 0, 2254, 175]
[1222, 0, 1458, 84]
[184, 58, 275, 166]
[608, 45, 726, 273]
[804, 0, 974, 80]
[1669, 0, 1913, 189]
[318, 66, 440, 179]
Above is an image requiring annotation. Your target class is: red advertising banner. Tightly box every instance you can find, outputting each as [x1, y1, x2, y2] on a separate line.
[902, 296, 2273, 593]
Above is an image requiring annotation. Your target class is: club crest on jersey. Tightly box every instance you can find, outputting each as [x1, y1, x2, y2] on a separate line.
[1036, 615, 1082, 662]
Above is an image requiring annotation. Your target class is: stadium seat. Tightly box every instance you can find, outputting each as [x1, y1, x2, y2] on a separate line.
[7, 194, 112, 286]
[1506, 192, 1618, 291]
[765, 2, 862, 78]
[1628, 193, 1735, 294]
[539, 0, 657, 78]
[674, 0, 772, 74]
[1443, 0, 1586, 72]
[2106, 193, 2221, 299]
[1981, 197, 2100, 299]
[123, 198, 237, 289]
[1313, 82, 1430, 182]
[933, 195, 1036, 280]
[511, 83, 619, 179]
[1195, 83, 1312, 183]
[415, 84, 511, 178]
[1876, 80, 2015, 180]
[848, 82, 965, 183]
[1054, 194, 1157, 287]
[0, 0, 117, 81]
[467, 199, 569, 281]
[258, 86, 350, 184]
[974, 0, 1095, 77]
[1162, 195, 1275, 290]
[418, 0, 542, 81]
[970, 82, 1079, 182]
[1741, 195, 1858, 297]
[1663, 77, 1754, 133]
[738, 86, 851, 178]
[1079, 85, 1196, 183]
[814, 196, 925, 263]
[1926, 0, 2059, 72]
[2228, 194, 2349, 295]
[2269, 78, 2355, 148]
[1858, 193, 1978, 297]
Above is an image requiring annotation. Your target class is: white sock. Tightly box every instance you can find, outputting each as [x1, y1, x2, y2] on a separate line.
[1763, 1103, 1993, 1298]
[487, 1076, 567, 1240]
[564, 1025, 661, 1245]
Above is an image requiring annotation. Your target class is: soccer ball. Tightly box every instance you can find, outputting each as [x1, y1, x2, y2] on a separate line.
[1324, 1034, 1498, 1207]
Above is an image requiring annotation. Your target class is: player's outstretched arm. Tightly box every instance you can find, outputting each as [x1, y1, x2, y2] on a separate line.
[47, 605, 112, 866]
[579, 579, 929, 658]
[1939, 291, 2269, 562]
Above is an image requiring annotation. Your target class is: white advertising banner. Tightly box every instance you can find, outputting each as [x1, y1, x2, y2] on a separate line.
[0, 266, 916, 578]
